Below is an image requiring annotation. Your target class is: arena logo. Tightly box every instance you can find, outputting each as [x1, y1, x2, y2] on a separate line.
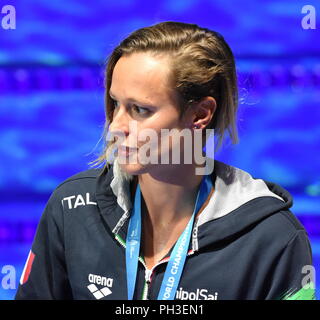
[1, 265, 16, 290]
[301, 5, 317, 29]
[106, 121, 215, 175]
[1, 5, 16, 30]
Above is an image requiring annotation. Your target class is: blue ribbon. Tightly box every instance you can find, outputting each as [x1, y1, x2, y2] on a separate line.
[126, 174, 213, 300]
[126, 183, 142, 300]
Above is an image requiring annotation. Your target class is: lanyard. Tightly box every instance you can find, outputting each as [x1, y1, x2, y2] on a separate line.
[126, 174, 213, 300]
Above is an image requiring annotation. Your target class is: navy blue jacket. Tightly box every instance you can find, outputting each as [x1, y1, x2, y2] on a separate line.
[15, 160, 315, 300]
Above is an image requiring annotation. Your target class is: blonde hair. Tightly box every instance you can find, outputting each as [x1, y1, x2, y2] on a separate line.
[91, 21, 238, 168]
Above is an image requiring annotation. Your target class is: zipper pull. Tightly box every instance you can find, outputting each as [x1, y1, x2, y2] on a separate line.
[145, 268, 152, 283]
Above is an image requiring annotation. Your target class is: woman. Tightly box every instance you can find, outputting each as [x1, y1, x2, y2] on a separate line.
[15, 21, 315, 300]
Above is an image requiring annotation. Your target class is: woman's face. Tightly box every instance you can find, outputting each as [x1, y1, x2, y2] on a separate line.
[108, 52, 193, 176]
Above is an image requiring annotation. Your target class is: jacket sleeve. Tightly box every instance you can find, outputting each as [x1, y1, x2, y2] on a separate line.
[265, 230, 316, 300]
[15, 190, 73, 300]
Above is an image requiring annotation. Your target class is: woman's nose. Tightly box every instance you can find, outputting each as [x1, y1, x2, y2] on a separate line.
[109, 108, 130, 137]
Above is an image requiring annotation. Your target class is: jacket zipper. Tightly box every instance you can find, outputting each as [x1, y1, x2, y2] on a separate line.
[140, 250, 196, 300]
[115, 233, 196, 300]
[114, 234, 145, 265]
[115, 234, 151, 299]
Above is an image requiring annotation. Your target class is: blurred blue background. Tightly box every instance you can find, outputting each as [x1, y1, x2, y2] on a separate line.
[0, 0, 319, 300]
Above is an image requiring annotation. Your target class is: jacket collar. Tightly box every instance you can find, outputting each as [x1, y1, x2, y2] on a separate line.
[95, 164, 128, 238]
[94, 159, 292, 251]
[94, 161, 215, 250]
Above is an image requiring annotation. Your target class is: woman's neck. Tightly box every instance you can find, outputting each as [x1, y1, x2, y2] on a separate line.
[138, 164, 203, 226]
[137, 164, 204, 269]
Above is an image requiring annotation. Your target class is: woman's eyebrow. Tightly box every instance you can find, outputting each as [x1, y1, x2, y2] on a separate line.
[109, 91, 157, 107]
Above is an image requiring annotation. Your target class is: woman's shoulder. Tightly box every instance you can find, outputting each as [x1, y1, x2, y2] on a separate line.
[47, 166, 109, 204]
[56, 167, 104, 188]
[255, 208, 309, 245]
[200, 159, 309, 249]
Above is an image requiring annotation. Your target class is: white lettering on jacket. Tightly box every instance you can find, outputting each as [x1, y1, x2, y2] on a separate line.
[88, 274, 114, 287]
[61, 193, 97, 209]
[176, 287, 218, 300]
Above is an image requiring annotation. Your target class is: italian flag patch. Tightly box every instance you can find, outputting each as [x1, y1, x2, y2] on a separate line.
[20, 250, 35, 285]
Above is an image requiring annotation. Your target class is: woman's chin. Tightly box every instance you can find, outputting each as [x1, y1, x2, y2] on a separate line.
[118, 161, 149, 176]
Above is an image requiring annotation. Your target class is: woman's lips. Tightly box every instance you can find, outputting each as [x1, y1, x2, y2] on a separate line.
[117, 146, 137, 157]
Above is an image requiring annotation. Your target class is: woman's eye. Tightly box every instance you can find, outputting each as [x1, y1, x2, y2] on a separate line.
[110, 98, 151, 116]
[132, 105, 150, 116]
[111, 98, 120, 108]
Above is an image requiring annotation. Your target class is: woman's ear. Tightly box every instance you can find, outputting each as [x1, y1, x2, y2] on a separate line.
[192, 96, 216, 130]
